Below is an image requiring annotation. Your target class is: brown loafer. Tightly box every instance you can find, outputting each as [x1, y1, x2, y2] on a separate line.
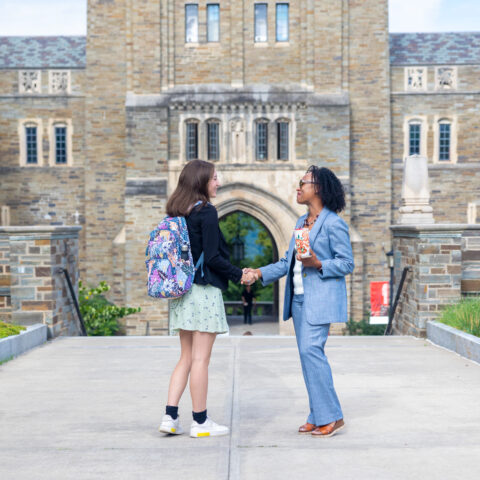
[298, 422, 316, 434]
[311, 419, 345, 438]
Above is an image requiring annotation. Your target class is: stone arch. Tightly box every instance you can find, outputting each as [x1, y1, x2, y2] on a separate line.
[215, 182, 299, 334]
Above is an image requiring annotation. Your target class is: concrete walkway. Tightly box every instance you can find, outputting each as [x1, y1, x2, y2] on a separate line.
[1, 335, 479, 479]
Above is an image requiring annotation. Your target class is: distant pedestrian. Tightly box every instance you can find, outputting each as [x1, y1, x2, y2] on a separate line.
[241, 284, 256, 325]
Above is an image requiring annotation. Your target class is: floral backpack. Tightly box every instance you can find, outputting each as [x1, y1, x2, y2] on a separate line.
[145, 211, 204, 299]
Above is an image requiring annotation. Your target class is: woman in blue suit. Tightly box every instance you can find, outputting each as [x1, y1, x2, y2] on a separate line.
[250, 166, 354, 437]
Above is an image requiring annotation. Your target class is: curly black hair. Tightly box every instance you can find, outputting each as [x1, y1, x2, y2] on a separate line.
[306, 165, 346, 213]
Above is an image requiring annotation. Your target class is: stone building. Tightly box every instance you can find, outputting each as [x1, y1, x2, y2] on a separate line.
[0, 1, 479, 335]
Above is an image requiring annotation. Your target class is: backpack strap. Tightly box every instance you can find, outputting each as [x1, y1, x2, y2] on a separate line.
[195, 252, 205, 278]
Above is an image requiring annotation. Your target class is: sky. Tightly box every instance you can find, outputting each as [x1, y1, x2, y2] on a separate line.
[0, 0, 479, 36]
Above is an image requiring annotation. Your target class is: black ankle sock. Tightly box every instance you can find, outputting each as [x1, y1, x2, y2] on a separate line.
[166, 405, 178, 420]
[192, 409, 207, 424]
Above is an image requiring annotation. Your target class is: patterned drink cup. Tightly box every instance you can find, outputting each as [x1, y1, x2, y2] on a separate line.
[294, 228, 312, 258]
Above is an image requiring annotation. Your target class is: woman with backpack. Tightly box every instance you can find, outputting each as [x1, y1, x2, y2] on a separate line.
[159, 159, 255, 438]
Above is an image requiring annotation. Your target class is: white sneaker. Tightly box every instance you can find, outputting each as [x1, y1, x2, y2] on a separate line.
[159, 414, 184, 435]
[190, 417, 229, 438]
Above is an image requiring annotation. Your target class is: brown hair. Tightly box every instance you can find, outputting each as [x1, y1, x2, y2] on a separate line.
[166, 159, 215, 217]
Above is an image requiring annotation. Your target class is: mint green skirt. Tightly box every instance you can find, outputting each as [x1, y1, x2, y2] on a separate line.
[169, 284, 229, 335]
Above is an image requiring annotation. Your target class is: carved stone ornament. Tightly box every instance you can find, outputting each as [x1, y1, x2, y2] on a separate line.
[406, 67, 426, 91]
[50, 71, 70, 94]
[230, 118, 246, 163]
[436, 67, 456, 90]
[399, 155, 434, 224]
[19, 71, 41, 94]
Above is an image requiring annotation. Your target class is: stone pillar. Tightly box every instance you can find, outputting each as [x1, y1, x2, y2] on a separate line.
[461, 226, 480, 295]
[398, 155, 434, 225]
[0, 232, 11, 322]
[0, 226, 81, 338]
[391, 225, 463, 337]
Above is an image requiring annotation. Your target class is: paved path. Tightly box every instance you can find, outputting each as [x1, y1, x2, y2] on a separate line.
[1, 335, 479, 479]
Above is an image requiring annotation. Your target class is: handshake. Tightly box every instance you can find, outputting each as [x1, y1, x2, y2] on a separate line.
[241, 268, 260, 286]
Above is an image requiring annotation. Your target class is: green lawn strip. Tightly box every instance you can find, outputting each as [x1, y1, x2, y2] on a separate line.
[437, 298, 480, 338]
[0, 322, 26, 339]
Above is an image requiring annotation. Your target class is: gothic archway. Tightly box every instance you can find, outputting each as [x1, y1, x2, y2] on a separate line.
[215, 183, 299, 334]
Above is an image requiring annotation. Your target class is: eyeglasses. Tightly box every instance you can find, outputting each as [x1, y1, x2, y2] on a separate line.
[298, 180, 317, 188]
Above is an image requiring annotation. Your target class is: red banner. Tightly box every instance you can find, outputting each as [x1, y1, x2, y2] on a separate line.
[370, 281, 390, 324]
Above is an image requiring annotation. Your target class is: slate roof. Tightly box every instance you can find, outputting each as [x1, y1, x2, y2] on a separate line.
[390, 32, 480, 65]
[1, 33, 479, 69]
[0, 36, 86, 68]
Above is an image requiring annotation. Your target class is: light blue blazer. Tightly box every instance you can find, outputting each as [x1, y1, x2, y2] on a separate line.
[260, 207, 354, 325]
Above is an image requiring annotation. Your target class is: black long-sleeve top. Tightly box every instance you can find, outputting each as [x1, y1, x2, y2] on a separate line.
[186, 203, 243, 290]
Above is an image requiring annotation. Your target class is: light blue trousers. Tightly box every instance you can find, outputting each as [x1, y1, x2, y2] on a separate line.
[292, 294, 343, 426]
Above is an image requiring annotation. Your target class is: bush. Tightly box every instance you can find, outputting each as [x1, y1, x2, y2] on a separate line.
[345, 319, 385, 336]
[438, 298, 480, 337]
[79, 281, 141, 336]
[0, 322, 26, 339]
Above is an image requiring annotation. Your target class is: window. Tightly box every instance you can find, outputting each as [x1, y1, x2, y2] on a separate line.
[439, 122, 451, 161]
[408, 123, 421, 156]
[186, 122, 198, 160]
[276, 4, 289, 42]
[254, 4, 268, 43]
[277, 121, 289, 160]
[256, 121, 268, 160]
[207, 122, 220, 161]
[55, 126, 67, 164]
[185, 4, 198, 43]
[207, 4, 220, 42]
[26, 125, 38, 164]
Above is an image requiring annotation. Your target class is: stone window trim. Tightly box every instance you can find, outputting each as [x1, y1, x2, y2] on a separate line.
[276, 3, 289, 43]
[178, 112, 296, 164]
[255, 118, 269, 161]
[48, 119, 74, 167]
[205, 118, 222, 162]
[275, 117, 291, 161]
[433, 116, 457, 164]
[182, 118, 200, 161]
[402, 116, 427, 160]
[434, 66, 457, 91]
[185, 4, 199, 44]
[18, 119, 43, 167]
[48, 70, 71, 95]
[206, 4, 220, 43]
[254, 3, 268, 43]
[18, 70, 42, 94]
[404, 66, 427, 92]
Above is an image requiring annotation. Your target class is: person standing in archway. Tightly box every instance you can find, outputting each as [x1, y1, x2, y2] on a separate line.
[159, 159, 256, 438]
[248, 166, 354, 437]
[241, 284, 256, 325]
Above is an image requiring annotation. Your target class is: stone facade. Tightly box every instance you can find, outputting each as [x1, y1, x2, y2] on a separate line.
[0, 226, 81, 338]
[391, 225, 480, 337]
[0, 6, 479, 335]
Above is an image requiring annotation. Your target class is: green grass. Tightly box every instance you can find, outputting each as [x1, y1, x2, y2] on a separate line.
[437, 298, 480, 338]
[0, 322, 26, 339]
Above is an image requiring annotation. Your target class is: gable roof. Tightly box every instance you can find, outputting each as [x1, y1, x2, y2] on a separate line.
[0, 36, 86, 68]
[390, 32, 480, 65]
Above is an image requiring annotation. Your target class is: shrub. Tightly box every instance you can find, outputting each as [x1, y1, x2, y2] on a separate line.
[0, 322, 26, 339]
[345, 318, 385, 336]
[79, 281, 141, 336]
[437, 298, 480, 338]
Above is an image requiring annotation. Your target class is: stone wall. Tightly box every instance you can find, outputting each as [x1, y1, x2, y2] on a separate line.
[0, 226, 81, 338]
[391, 224, 480, 337]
